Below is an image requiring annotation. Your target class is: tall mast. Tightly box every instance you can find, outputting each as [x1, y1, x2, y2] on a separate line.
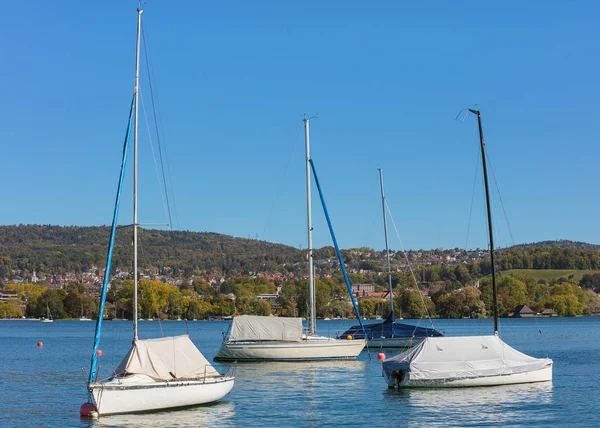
[378, 168, 394, 320]
[304, 117, 316, 336]
[469, 109, 498, 335]
[133, 7, 143, 341]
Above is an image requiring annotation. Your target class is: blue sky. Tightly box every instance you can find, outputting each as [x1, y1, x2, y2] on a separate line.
[0, 1, 598, 251]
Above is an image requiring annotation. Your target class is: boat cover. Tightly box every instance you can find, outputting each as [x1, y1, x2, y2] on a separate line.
[337, 313, 442, 340]
[382, 335, 553, 382]
[229, 315, 303, 342]
[116, 335, 220, 381]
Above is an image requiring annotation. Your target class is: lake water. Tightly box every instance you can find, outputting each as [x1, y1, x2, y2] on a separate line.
[0, 317, 598, 427]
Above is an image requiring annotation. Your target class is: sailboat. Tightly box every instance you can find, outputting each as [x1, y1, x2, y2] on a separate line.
[79, 303, 92, 321]
[338, 168, 442, 348]
[382, 110, 553, 388]
[80, 7, 234, 417]
[214, 117, 366, 362]
[41, 304, 53, 323]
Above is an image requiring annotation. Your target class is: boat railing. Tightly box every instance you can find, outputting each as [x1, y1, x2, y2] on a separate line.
[212, 362, 236, 381]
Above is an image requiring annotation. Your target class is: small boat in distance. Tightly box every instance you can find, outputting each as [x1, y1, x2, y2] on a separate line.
[79, 304, 92, 321]
[214, 117, 366, 362]
[80, 7, 234, 417]
[41, 304, 53, 323]
[382, 109, 553, 388]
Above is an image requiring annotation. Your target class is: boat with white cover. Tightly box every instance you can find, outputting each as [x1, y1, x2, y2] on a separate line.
[80, 7, 233, 417]
[382, 109, 552, 388]
[214, 315, 365, 361]
[215, 118, 366, 362]
[89, 336, 234, 415]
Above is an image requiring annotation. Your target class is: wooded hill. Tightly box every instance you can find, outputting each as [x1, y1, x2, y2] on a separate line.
[0, 225, 303, 277]
[1, 225, 599, 280]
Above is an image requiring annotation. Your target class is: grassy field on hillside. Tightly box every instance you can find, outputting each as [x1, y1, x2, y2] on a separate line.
[502, 269, 600, 282]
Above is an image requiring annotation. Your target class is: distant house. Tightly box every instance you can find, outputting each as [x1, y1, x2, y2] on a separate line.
[540, 308, 558, 317]
[509, 305, 537, 318]
[0, 290, 18, 302]
[351, 284, 375, 296]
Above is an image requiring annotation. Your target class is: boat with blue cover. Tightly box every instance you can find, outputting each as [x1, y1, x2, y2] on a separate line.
[337, 168, 442, 348]
[338, 312, 442, 348]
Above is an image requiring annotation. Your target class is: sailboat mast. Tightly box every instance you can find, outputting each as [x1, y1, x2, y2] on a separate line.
[378, 168, 394, 320]
[133, 7, 143, 341]
[469, 109, 498, 335]
[304, 117, 316, 336]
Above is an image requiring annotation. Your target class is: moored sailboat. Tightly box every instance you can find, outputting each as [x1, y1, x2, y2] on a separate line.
[41, 304, 53, 323]
[338, 168, 442, 348]
[214, 117, 366, 362]
[382, 110, 553, 388]
[80, 7, 233, 417]
[79, 304, 92, 321]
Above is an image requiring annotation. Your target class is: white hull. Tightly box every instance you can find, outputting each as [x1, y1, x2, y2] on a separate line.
[214, 337, 366, 361]
[90, 374, 234, 416]
[385, 365, 552, 388]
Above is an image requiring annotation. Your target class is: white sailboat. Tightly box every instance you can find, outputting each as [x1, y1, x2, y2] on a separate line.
[382, 110, 553, 388]
[80, 7, 233, 417]
[41, 304, 53, 323]
[214, 118, 366, 362]
[79, 304, 92, 321]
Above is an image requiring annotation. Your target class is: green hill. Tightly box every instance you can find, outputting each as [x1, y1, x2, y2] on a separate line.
[503, 269, 600, 283]
[0, 225, 304, 276]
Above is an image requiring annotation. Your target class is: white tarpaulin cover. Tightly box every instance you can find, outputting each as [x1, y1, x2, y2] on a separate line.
[382, 335, 552, 381]
[116, 335, 220, 381]
[228, 315, 303, 342]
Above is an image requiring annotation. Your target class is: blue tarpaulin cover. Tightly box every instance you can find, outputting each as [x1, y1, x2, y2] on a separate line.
[337, 313, 442, 340]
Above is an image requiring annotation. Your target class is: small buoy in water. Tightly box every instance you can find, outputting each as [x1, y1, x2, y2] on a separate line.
[96, 349, 103, 357]
[79, 402, 98, 418]
[377, 353, 386, 361]
[347, 335, 353, 340]
[37, 342, 43, 347]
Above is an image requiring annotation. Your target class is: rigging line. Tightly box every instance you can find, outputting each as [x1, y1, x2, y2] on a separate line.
[465, 143, 481, 251]
[384, 201, 436, 332]
[260, 123, 302, 240]
[140, 88, 171, 224]
[142, 23, 174, 231]
[485, 150, 515, 247]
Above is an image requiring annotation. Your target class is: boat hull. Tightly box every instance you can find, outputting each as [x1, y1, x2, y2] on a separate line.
[385, 365, 552, 388]
[367, 337, 424, 349]
[214, 338, 366, 361]
[90, 374, 234, 416]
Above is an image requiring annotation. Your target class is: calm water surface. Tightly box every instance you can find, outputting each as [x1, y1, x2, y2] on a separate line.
[0, 317, 598, 427]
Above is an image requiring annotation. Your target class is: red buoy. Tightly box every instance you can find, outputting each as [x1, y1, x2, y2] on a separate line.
[37, 342, 43, 347]
[377, 353, 386, 361]
[79, 402, 98, 418]
[96, 349, 103, 357]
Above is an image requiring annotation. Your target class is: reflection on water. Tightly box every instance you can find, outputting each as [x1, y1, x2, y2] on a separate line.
[383, 382, 554, 427]
[96, 402, 235, 428]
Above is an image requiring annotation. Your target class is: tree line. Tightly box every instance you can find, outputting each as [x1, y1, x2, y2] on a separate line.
[3, 269, 599, 320]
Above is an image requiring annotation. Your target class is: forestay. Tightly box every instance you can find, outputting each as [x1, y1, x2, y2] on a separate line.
[116, 335, 220, 381]
[229, 315, 303, 342]
[382, 335, 552, 382]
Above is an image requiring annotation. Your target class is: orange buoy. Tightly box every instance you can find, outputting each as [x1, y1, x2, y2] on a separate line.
[37, 342, 43, 347]
[79, 402, 98, 418]
[96, 349, 103, 357]
[377, 353, 386, 361]
[347, 335, 353, 340]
